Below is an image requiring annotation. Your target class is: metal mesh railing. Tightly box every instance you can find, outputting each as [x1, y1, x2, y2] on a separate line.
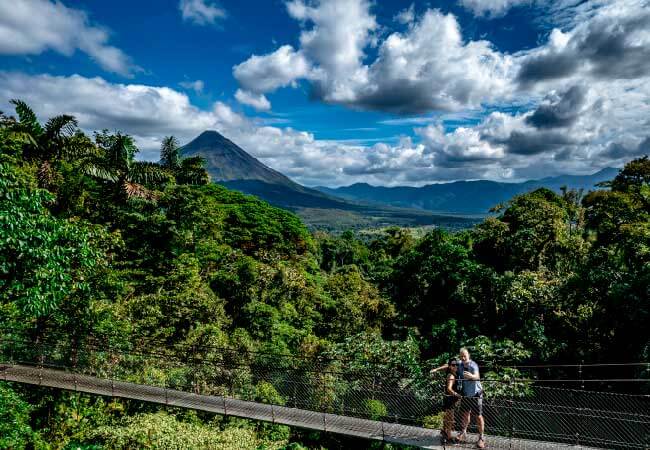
[1, 329, 649, 448]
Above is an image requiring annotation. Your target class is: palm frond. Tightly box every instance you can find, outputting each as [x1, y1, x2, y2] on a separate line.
[37, 161, 56, 189]
[10, 99, 42, 136]
[176, 156, 209, 185]
[61, 133, 101, 160]
[123, 181, 158, 201]
[82, 161, 119, 182]
[45, 114, 78, 140]
[178, 168, 210, 185]
[128, 161, 173, 184]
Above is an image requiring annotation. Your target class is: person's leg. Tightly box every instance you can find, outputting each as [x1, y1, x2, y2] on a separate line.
[459, 410, 470, 439]
[476, 396, 485, 448]
[443, 409, 454, 438]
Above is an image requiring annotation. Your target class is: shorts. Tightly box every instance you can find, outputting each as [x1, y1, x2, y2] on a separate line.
[443, 395, 460, 411]
[459, 391, 483, 416]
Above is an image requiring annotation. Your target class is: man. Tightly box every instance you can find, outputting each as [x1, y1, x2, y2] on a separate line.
[431, 348, 485, 448]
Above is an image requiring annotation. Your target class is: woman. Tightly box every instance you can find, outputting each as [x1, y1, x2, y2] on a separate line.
[441, 357, 462, 444]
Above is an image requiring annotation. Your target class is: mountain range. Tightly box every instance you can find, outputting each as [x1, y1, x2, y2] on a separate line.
[315, 169, 619, 214]
[181, 131, 478, 231]
[181, 130, 617, 229]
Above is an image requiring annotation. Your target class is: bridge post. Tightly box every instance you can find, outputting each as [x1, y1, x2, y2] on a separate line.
[508, 377, 514, 448]
[575, 361, 584, 447]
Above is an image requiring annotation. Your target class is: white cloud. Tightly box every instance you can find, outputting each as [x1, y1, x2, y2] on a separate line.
[235, 89, 271, 111]
[458, 0, 532, 18]
[287, 0, 377, 103]
[179, 79, 205, 93]
[353, 9, 515, 113]
[179, 0, 226, 26]
[233, 1, 515, 114]
[1, 71, 647, 187]
[233, 0, 650, 119]
[233, 45, 312, 95]
[0, 0, 135, 76]
[516, 0, 650, 86]
[0, 71, 517, 186]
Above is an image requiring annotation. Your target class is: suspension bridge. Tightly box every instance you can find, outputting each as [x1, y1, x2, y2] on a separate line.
[1, 331, 648, 449]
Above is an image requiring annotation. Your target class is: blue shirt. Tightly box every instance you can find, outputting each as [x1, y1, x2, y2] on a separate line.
[458, 360, 482, 396]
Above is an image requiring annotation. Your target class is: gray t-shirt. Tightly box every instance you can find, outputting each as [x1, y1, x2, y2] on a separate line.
[458, 360, 482, 396]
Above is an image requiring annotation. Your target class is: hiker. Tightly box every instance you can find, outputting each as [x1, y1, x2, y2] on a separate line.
[431, 347, 486, 449]
[441, 357, 462, 444]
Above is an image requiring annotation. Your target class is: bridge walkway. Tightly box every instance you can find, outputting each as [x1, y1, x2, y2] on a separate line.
[1, 363, 600, 449]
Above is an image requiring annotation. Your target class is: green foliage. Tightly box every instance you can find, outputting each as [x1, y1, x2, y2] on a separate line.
[0, 384, 36, 449]
[321, 265, 395, 336]
[465, 336, 532, 366]
[1, 103, 648, 447]
[0, 154, 105, 320]
[474, 188, 573, 272]
[422, 412, 445, 430]
[363, 399, 388, 420]
[90, 412, 288, 449]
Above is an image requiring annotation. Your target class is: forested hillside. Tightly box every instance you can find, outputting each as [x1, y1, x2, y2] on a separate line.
[1, 102, 648, 448]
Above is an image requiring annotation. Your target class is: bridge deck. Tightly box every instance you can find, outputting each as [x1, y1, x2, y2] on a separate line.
[0, 364, 599, 449]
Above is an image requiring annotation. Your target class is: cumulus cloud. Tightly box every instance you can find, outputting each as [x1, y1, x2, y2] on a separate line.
[179, 0, 226, 26]
[233, 45, 312, 95]
[0, 71, 538, 186]
[525, 84, 590, 129]
[0, 0, 135, 76]
[601, 136, 650, 160]
[234, 1, 515, 114]
[344, 9, 515, 113]
[0, 72, 364, 185]
[235, 89, 271, 111]
[517, 1, 650, 86]
[459, 0, 531, 18]
[231, 0, 650, 121]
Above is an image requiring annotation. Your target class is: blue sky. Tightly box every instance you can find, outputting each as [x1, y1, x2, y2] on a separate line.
[0, 0, 649, 186]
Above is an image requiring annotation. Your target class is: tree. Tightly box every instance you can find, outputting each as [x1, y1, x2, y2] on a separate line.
[86, 131, 171, 201]
[0, 385, 37, 449]
[473, 188, 576, 272]
[8, 99, 94, 190]
[159, 135, 209, 185]
[580, 157, 650, 361]
[0, 154, 105, 321]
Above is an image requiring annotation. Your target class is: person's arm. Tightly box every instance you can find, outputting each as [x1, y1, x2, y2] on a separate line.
[463, 362, 480, 380]
[430, 363, 448, 375]
[446, 374, 461, 397]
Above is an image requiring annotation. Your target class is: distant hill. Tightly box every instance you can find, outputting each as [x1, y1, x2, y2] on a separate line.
[315, 168, 619, 214]
[181, 131, 480, 231]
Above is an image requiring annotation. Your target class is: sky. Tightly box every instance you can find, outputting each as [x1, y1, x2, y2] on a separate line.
[0, 0, 649, 187]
